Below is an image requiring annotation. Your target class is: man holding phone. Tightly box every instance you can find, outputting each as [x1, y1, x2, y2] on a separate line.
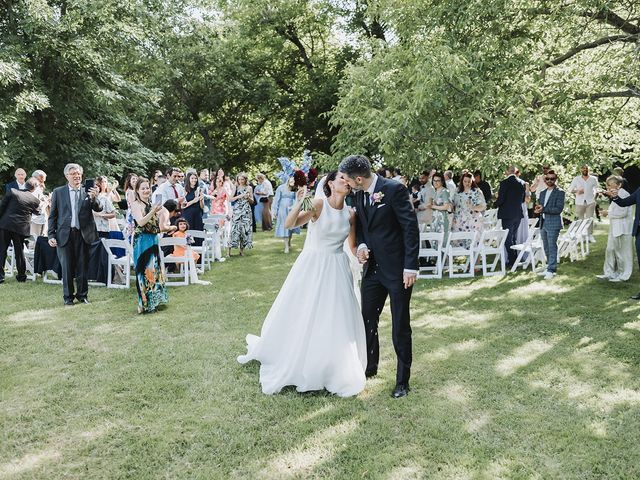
[48, 164, 102, 305]
[534, 170, 565, 280]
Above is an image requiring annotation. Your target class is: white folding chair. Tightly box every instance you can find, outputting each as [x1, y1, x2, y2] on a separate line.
[510, 227, 546, 273]
[204, 214, 226, 262]
[443, 231, 477, 278]
[576, 218, 593, 257]
[158, 236, 190, 286]
[558, 220, 582, 261]
[483, 209, 498, 230]
[100, 238, 132, 288]
[4, 244, 15, 277]
[23, 236, 37, 281]
[475, 229, 508, 276]
[418, 231, 444, 279]
[186, 230, 210, 272]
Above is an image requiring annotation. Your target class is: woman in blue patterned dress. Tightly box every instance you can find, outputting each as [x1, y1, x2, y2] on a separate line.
[272, 179, 301, 253]
[130, 177, 168, 314]
[451, 171, 487, 247]
[229, 173, 254, 256]
[428, 172, 452, 246]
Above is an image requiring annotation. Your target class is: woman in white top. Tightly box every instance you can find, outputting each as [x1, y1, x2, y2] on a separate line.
[93, 176, 117, 237]
[598, 175, 633, 282]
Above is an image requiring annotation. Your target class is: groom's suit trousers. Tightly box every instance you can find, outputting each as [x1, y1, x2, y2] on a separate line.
[361, 265, 412, 385]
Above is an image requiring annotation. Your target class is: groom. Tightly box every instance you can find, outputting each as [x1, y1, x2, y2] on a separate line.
[339, 155, 419, 398]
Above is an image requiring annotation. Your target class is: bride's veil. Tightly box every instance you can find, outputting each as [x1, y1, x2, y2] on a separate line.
[314, 176, 327, 200]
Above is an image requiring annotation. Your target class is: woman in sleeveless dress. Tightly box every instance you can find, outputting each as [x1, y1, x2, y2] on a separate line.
[238, 171, 367, 397]
[229, 173, 253, 256]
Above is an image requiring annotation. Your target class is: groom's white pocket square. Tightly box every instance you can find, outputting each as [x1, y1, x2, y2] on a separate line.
[376, 203, 387, 209]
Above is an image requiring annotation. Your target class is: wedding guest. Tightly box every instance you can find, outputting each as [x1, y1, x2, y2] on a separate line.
[123, 173, 138, 242]
[273, 178, 301, 253]
[257, 173, 274, 231]
[93, 176, 117, 238]
[530, 165, 551, 194]
[198, 169, 212, 218]
[155, 167, 185, 205]
[130, 177, 167, 314]
[0, 178, 40, 284]
[569, 165, 599, 243]
[30, 170, 49, 236]
[181, 172, 204, 245]
[253, 173, 268, 230]
[444, 170, 457, 198]
[597, 176, 633, 282]
[495, 165, 525, 267]
[229, 173, 253, 256]
[514, 168, 531, 245]
[534, 170, 565, 280]
[612, 167, 629, 191]
[159, 199, 179, 234]
[151, 170, 163, 192]
[108, 179, 122, 205]
[451, 171, 486, 246]
[607, 181, 640, 298]
[473, 170, 492, 205]
[416, 170, 435, 226]
[169, 217, 199, 260]
[48, 163, 102, 305]
[4, 168, 27, 193]
[210, 175, 230, 221]
[428, 172, 452, 243]
[177, 171, 185, 186]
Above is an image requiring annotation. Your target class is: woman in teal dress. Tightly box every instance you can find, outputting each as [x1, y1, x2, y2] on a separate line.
[130, 177, 168, 314]
[272, 180, 301, 253]
[428, 172, 452, 246]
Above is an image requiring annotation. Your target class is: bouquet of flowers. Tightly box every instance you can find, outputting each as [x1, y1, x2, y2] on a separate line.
[293, 169, 315, 212]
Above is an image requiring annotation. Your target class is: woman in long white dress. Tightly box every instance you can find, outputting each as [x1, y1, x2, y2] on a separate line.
[237, 171, 367, 397]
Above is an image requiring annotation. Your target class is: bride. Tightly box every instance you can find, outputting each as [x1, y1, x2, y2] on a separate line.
[237, 171, 367, 397]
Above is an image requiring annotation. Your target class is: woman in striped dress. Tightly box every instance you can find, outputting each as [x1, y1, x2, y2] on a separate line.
[229, 173, 254, 256]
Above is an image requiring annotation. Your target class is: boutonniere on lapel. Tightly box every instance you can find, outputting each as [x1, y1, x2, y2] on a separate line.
[371, 192, 385, 204]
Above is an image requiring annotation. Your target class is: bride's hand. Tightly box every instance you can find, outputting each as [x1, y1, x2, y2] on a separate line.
[295, 186, 307, 203]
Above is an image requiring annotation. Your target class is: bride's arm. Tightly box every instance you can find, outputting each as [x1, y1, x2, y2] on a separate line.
[285, 188, 323, 228]
[348, 210, 357, 255]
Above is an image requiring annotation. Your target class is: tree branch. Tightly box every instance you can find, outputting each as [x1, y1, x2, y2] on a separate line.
[542, 34, 639, 70]
[275, 23, 314, 72]
[590, 8, 640, 35]
[573, 86, 640, 101]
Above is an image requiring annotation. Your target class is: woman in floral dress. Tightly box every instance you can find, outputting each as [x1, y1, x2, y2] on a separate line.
[229, 173, 254, 256]
[130, 177, 168, 314]
[451, 171, 487, 247]
[428, 172, 452, 245]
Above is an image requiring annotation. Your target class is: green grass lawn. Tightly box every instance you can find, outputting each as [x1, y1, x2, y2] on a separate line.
[2, 225, 640, 479]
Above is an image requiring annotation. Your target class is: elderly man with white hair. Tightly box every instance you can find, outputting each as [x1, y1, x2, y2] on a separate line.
[30, 170, 49, 236]
[4, 168, 27, 193]
[48, 163, 102, 306]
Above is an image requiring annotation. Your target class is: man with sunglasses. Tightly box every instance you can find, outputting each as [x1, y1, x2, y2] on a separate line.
[534, 170, 565, 280]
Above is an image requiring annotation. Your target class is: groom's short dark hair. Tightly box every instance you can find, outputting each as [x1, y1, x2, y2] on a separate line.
[339, 155, 372, 179]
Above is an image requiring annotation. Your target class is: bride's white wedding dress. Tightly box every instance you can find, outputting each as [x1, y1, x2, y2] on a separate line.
[237, 197, 367, 397]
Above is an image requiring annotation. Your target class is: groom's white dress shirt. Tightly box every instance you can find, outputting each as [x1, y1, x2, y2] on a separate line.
[357, 175, 417, 275]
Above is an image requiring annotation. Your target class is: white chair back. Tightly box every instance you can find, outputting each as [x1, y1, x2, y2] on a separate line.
[443, 231, 477, 278]
[100, 238, 132, 288]
[158, 236, 190, 286]
[418, 231, 444, 279]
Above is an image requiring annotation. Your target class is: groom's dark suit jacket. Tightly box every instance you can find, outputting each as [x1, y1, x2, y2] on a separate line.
[355, 176, 419, 281]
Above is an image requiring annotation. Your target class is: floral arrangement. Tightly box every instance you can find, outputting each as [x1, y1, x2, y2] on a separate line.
[276, 150, 316, 211]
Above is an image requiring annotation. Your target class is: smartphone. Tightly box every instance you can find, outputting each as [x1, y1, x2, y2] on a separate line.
[84, 178, 95, 193]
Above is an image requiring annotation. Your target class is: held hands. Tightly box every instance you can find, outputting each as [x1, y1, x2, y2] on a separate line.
[356, 247, 369, 264]
[48, 238, 57, 247]
[534, 204, 543, 214]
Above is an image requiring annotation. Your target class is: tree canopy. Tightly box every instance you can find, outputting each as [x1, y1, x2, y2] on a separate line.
[1, 0, 638, 185]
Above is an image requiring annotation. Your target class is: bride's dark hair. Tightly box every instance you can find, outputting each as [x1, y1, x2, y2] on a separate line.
[323, 171, 338, 197]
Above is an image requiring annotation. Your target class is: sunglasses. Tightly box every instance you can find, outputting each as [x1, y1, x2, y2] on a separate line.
[545, 177, 557, 181]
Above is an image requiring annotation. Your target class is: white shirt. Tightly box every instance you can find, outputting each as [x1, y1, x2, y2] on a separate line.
[542, 186, 554, 220]
[262, 179, 274, 197]
[445, 179, 457, 199]
[419, 183, 436, 205]
[609, 188, 633, 237]
[68, 184, 82, 228]
[569, 175, 599, 205]
[31, 186, 47, 224]
[155, 181, 185, 205]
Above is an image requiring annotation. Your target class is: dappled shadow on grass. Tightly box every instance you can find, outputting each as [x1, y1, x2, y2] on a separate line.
[3, 230, 640, 478]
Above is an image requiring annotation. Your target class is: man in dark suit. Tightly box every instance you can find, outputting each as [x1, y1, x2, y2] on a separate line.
[339, 155, 419, 399]
[534, 170, 565, 280]
[0, 178, 40, 283]
[48, 163, 101, 305]
[495, 165, 525, 266]
[4, 168, 27, 193]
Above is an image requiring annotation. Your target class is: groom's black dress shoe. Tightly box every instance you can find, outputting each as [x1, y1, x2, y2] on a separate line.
[391, 384, 410, 399]
[64, 300, 75, 306]
[631, 293, 640, 300]
[365, 369, 378, 378]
